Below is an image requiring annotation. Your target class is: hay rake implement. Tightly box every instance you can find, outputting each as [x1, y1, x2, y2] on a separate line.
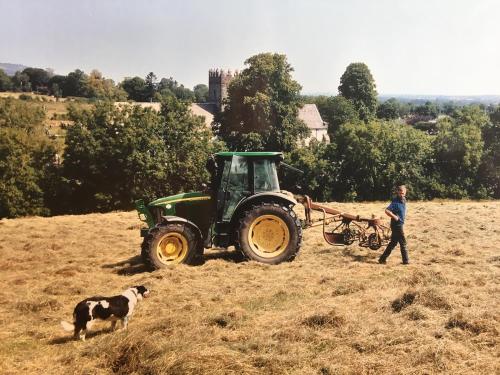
[298, 195, 391, 250]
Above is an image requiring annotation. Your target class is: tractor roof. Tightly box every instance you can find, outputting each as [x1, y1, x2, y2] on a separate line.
[215, 151, 283, 158]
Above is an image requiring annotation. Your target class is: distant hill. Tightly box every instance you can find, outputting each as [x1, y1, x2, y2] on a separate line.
[379, 94, 500, 105]
[0, 63, 29, 76]
[304, 92, 500, 105]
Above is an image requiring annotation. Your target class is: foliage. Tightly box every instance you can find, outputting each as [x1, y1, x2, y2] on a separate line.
[145, 72, 158, 101]
[338, 63, 378, 121]
[282, 141, 334, 201]
[120, 76, 147, 102]
[62, 97, 219, 213]
[329, 120, 433, 201]
[0, 69, 13, 91]
[431, 117, 484, 198]
[21, 68, 51, 92]
[319, 95, 359, 137]
[376, 98, 400, 120]
[477, 105, 500, 198]
[12, 71, 31, 92]
[0, 99, 57, 218]
[216, 52, 309, 152]
[62, 69, 88, 97]
[85, 69, 127, 101]
[193, 84, 209, 102]
[414, 101, 439, 118]
[121, 75, 196, 102]
[0, 97, 45, 130]
[156, 77, 195, 101]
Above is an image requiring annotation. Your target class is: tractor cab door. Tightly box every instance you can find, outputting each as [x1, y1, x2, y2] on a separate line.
[217, 155, 250, 222]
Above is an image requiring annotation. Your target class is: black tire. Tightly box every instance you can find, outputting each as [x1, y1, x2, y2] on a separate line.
[237, 203, 302, 264]
[368, 233, 382, 250]
[342, 228, 356, 245]
[145, 223, 200, 269]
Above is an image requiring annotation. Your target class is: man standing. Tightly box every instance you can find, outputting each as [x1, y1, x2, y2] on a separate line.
[379, 185, 409, 265]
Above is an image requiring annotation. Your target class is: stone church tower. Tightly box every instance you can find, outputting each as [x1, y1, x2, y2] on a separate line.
[208, 69, 237, 111]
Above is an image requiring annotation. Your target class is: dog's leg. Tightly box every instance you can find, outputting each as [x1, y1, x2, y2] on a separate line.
[111, 321, 117, 331]
[79, 329, 87, 341]
[122, 317, 129, 330]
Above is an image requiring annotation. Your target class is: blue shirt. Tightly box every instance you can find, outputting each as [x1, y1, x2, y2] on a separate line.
[387, 197, 406, 226]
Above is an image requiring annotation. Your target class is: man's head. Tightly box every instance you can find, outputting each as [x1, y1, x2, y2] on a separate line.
[396, 185, 407, 199]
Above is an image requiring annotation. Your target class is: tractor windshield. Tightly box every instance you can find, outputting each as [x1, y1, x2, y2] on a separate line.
[254, 159, 280, 192]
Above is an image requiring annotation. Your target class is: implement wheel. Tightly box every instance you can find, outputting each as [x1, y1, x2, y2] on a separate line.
[238, 203, 302, 264]
[368, 233, 382, 250]
[145, 223, 200, 269]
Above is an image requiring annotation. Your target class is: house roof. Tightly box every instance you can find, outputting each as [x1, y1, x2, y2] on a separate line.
[298, 104, 327, 130]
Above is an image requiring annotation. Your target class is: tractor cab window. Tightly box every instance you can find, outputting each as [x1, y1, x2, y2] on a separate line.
[253, 159, 280, 192]
[221, 156, 249, 221]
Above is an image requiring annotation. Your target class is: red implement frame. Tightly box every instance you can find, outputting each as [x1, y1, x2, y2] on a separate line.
[298, 195, 391, 250]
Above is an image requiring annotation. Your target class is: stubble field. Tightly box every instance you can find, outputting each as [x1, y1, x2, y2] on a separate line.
[0, 201, 498, 374]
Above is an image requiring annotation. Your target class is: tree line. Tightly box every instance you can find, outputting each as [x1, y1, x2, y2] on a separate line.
[0, 53, 499, 218]
[0, 67, 209, 103]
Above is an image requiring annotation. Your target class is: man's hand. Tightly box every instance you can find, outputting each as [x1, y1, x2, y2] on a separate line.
[385, 208, 399, 221]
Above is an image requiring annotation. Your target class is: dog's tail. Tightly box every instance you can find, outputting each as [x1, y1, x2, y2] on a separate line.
[61, 320, 75, 332]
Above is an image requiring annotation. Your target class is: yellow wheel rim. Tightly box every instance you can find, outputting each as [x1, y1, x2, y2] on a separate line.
[248, 215, 290, 258]
[156, 232, 188, 264]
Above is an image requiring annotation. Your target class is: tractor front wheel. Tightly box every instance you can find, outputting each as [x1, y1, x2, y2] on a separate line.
[238, 203, 302, 264]
[145, 223, 200, 269]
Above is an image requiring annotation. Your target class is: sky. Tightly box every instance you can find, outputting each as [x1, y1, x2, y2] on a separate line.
[1, 0, 499, 95]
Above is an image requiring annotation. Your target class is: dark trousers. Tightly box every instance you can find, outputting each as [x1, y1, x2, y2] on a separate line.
[380, 224, 409, 263]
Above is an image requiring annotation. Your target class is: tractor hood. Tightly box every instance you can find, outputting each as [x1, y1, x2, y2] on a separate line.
[148, 192, 211, 207]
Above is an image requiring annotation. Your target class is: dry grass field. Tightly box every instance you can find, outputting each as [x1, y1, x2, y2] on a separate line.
[0, 201, 498, 374]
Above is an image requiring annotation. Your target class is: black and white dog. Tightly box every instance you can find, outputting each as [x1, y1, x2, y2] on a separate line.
[61, 286, 150, 341]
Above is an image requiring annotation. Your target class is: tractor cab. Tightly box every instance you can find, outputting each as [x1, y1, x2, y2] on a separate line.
[135, 152, 302, 269]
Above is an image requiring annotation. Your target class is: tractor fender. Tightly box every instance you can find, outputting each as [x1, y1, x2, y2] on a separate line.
[231, 192, 297, 224]
[158, 215, 204, 243]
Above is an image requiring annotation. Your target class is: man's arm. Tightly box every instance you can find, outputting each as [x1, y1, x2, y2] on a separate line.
[385, 208, 399, 221]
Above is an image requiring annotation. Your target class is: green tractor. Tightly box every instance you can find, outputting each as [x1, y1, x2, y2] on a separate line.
[135, 152, 302, 269]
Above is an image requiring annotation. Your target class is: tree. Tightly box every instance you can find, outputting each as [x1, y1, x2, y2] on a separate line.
[12, 71, 31, 92]
[451, 105, 489, 128]
[120, 76, 147, 101]
[0, 97, 45, 130]
[282, 140, 334, 201]
[330, 120, 433, 200]
[145, 72, 157, 101]
[85, 69, 127, 101]
[414, 101, 439, 118]
[62, 97, 219, 213]
[319, 95, 359, 137]
[377, 98, 400, 120]
[0, 98, 57, 218]
[217, 52, 309, 152]
[156, 77, 195, 101]
[338, 63, 378, 121]
[63, 69, 88, 97]
[22, 68, 50, 92]
[0, 69, 12, 91]
[193, 84, 208, 102]
[432, 117, 484, 198]
[48, 75, 66, 97]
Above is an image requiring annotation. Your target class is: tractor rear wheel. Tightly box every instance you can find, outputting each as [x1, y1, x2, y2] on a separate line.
[238, 203, 302, 264]
[145, 223, 200, 269]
